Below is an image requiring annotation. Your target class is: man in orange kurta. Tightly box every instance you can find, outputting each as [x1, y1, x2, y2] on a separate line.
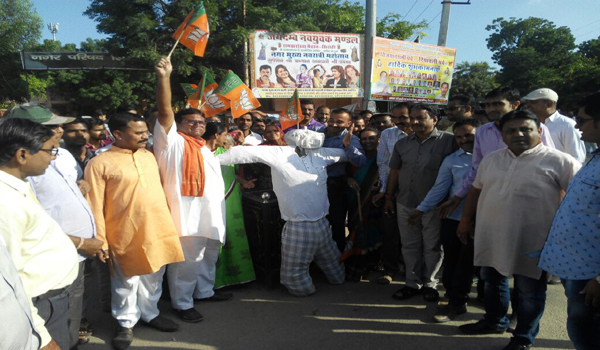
[85, 112, 184, 350]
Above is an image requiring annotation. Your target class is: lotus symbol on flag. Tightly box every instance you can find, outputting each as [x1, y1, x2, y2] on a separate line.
[187, 27, 209, 43]
[204, 88, 225, 109]
[238, 89, 256, 110]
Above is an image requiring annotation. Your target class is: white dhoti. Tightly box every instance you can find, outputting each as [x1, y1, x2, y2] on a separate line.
[111, 257, 165, 328]
[167, 236, 221, 310]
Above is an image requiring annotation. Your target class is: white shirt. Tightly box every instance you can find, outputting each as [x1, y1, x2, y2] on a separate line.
[372, 81, 391, 94]
[153, 123, 226, 242]
[377, 126, 407, 192]
[544, 111, 586, 163]
[0, 170, 78, 347]
[244, 131, 263, 146]
[218, 146, 347, 222]
[29, 149, 97, 262]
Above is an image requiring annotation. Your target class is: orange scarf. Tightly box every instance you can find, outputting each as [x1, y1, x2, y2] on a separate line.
[178, 131, 206, 197]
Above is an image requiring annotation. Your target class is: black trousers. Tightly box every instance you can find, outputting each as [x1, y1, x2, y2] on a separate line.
[33, 289, 70, 350]
[327, 176, 348, 252]
[440, 218, 475, 306]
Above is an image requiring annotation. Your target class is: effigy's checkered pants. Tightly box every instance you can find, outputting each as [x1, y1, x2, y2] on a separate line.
[280, 217, 345, 296]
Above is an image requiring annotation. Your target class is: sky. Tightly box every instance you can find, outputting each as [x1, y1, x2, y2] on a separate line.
[32, 0, 600, 66]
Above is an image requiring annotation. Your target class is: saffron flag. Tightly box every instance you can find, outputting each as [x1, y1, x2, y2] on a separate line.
[181, 83, 198, 97]
[189, 72, 229, 117]
[279, 89, 304, 131]
[173, 1, 210, 57]
[214, 70, 260, 118]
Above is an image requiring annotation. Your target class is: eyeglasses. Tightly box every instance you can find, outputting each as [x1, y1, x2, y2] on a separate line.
[575, 116, 593, 126]
[39, 147, 59, 156]
[443, 105, 465, 111]
[182, 119, 206, 126]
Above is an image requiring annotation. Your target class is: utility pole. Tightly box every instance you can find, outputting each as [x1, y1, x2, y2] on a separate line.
[437, 1, 451, 47]
[363, 0, 376, 109]
[48, 23, 59, 41]
[242, 0, 249, 86]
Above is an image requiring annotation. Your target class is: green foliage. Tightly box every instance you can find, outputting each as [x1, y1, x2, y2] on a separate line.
[450, 61, 498, 99]
[486, 17, 600, 111]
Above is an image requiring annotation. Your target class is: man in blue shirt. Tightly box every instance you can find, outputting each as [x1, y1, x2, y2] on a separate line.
[538, 91, 600, 350]
[407, 119, 480, 322]
[321, 108, 366, 251]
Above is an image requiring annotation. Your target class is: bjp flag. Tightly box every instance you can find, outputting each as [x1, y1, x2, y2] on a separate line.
[180, 83, 198, 97]
[173, 1, 209, 57]
[279, 89, 304, 131]
[214, 71, 260, 118]
[190, 71, 230, 117]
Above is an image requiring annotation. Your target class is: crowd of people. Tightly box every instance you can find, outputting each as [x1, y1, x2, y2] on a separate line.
[0, 55, 598, 350]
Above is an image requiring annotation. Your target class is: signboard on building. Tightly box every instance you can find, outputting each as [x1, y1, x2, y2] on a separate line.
[21, 52, 146, 70]
[249, 30, 363, 99]
[369, 37, 457, 104]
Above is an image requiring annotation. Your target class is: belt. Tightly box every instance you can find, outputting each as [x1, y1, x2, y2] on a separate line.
[32, 288, 66, 302]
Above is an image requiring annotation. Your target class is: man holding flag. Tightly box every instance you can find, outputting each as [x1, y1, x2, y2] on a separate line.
[154, 57, 230, 324]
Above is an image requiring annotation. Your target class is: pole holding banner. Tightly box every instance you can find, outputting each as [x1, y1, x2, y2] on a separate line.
[363, 0, 376, 111]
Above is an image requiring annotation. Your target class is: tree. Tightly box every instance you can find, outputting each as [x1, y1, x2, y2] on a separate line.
[450, 61, 498, 98]
[0, 0, 43, 103]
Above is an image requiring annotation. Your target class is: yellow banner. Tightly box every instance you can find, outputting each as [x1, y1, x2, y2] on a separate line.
[370, 37, 457, 104]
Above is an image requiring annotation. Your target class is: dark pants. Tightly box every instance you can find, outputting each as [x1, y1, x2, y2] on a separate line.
[440, 219, 474, 306]
[381, 213, 402, 274]
[33, 289, 70, 350]
[67, 260, 86, 349]
[327, 176, 348, 252]
[481, 267, 547, 345]
[562, 279, 600, 350]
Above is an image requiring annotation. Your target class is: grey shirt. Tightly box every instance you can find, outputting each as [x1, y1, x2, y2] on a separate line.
[389, 128, 457, 208]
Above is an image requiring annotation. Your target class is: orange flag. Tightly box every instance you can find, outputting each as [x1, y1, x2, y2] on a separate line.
[188, 72, 230, 117]
[173, 1, 209, 57]
[279, 89, 304, 131]
[214, 70, 260, 118]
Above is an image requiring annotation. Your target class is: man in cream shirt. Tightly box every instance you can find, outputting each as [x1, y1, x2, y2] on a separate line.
[0, 117, 78, 350]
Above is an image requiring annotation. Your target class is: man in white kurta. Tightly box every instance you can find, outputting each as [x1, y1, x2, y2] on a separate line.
[457, 110, 581, 349]
[155, 57, 227, 323]
[218, 129, 351, 296]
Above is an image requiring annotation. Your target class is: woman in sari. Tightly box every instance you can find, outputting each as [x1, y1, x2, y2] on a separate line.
[344, 127, 384, 281]
[205, 122, 256, 288]
[261, 123, 286, 146]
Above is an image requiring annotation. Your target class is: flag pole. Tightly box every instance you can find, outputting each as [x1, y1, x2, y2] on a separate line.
[167, 30, 185, 59]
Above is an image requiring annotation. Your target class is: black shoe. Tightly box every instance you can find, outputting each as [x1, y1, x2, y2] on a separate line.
[433, 304, 467, 323]
[176, 308, 204, 323]
[502, 338, 532, 350]
[392, 286, 421, 300]
[194, 292, 233, 302]
[144, 315, 179, 332]
[422, 287, 440, 302]
[459, 319, 507, 335]
[112, 326, 133, 350]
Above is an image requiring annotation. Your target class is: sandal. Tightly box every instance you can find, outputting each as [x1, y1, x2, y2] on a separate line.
[377, 274, 393, 285]
[392, 286, 421, 300]
[78, 335, 90, 345]
[422, 287, 440, 302]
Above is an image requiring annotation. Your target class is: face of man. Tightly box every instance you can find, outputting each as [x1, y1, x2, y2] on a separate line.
[525, 99, 553, 119]
[326, 112, 351, 138]
[22, 138, 57, 177]
[236, 114, 253, 132]
[353, 119, 366, 135]
[409, 108, 437, 136]
[251, 121, 266, 135]
[316, 107, 331, 123]
[454, 124, 476, 154]
[46, 124, 64, 140]
[445, 100, 471, 122]
[371, 115, 393, 132]
[360, 130, 379, 152]
[260, 68, 271, 81]
[301, 104, 315, 121]
[483, 96, 520, 123]
[177, 113, 206, 138]
[113, 121, 149, 151]
[63, 123, 89, 148]
[440, 83, 449, 96]
[576, 107, 600, 144]
[89, 124, 107, 141]
[502, 118, 541, 156]
[391, 107, 410, 131]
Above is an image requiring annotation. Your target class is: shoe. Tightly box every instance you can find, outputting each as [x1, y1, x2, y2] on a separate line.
[547, 274, 561, 285]
[176, 308, 204, 323]
[377, 273, 394, 285]
[422, 287, 440, 302]
[459, 320, 507, 335]
[432, 304, 467, 323]
[194, 292, 233, 302]
[112, 326, 133, 350]
[502, 338, 532, 350]
[144, 315, 179, 332]
[392, 286, 421, 300]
